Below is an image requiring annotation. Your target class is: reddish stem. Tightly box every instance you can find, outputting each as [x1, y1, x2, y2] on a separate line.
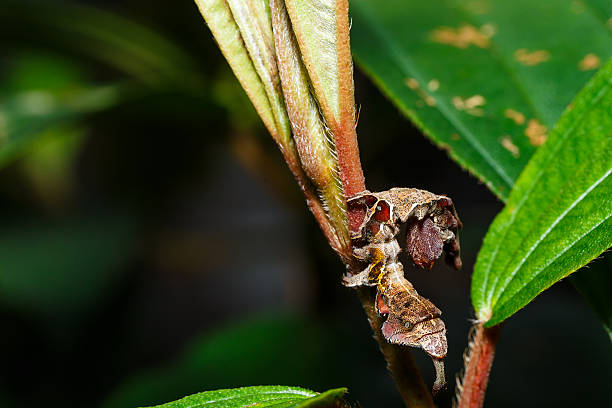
[335, 0, 366, 202]
[457, 323, 502, 408]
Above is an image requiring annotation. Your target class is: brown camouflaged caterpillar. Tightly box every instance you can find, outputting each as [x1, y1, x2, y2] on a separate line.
[343, 188, 461, 392]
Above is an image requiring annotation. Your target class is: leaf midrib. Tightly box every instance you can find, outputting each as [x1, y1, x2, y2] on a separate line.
[490, 210, 612, 324]
[491, 167, 612, 310]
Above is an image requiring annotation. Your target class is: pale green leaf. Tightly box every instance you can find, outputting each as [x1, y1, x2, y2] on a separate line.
[284, 0, 364, 199]
[226, 0, 293, 148]
[471, 59, 612, 326]
[285, 0, 342, 122]
[194, 0, 279, 139]
[271, 0, 348, 249]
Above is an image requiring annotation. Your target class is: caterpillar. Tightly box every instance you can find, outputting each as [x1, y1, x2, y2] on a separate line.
[344, 188, 462, 392]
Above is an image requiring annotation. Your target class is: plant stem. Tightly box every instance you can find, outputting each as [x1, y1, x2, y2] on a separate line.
[457, 323, 502, 408]
[357, 287, 435, 408]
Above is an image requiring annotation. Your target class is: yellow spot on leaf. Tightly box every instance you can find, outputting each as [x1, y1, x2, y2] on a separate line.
[500, 136, 520, 158]
[405, 78, 436, 107]
[504, 108, 525, 125]
[608, 17, 612, 29]
[578, 53, 600, 71]
[451, 133, 460, 141]
[431, 25, 491, 49]
[452, 95, 486, 116]
[428, 79, 440, 91]
[405, 77, 419, 90]
[514, 49, 550, 66]
[525, 119, 547, 146]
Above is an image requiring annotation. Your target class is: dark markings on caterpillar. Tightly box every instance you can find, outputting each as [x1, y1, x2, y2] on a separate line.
[343, 188, 462, 393]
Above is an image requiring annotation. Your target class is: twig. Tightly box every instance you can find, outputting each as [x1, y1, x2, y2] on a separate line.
[456, 323, 502, 408]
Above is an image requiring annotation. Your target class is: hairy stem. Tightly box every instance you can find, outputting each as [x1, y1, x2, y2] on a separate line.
[457, 323, 502, 408]
[357, 287, 435, 408]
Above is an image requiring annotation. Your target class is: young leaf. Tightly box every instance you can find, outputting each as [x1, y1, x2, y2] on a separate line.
[225, 0, 293, 149]
[194, 0, 280, 141]
[143, 385, 347, 408]
[271, 0, 349, 249]
[195, 0, 348, 257]
[471, 59, 612, 326]
[351, 0, 611, 200]
[284, 0, 365, 196]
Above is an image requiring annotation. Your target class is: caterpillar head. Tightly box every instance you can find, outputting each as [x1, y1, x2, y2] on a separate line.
[347, 188, 462, 270]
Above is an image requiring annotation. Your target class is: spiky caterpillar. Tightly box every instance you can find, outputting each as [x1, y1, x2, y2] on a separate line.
[344, 188, 462, 392]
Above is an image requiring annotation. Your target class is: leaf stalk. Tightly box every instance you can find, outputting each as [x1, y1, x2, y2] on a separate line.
[457, 323, 502, 408]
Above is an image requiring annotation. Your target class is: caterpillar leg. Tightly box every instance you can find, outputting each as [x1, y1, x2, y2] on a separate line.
[342, 267, 371, 287]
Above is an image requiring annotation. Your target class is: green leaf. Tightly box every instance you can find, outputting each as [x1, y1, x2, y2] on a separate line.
[284, 0, 355, 129]
[194, 0, 281, 144]
[271, 0, 348, 250]
[350, 0, 612, 334]
[471, 59, 612, 326]
[144, 386, 347, 408]
[351, 0, 612, 200]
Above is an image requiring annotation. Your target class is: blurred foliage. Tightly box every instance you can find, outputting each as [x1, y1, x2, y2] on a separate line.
[0, 212, 136, 324]
[103, 315, 346, 408]
[0, 53, 120, 169]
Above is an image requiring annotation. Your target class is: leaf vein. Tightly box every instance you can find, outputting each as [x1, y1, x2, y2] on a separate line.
[492, 167, 612, 309]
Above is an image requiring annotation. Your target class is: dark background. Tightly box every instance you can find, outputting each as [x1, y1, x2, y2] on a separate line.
[0, 1, 610, 407]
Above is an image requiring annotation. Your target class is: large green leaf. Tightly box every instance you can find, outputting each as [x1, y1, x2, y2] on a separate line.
[350, 0, 612, 332]
[351, 0, 611, 200]
[471, 59, 612, 326]
[145, 386, 347, 408]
